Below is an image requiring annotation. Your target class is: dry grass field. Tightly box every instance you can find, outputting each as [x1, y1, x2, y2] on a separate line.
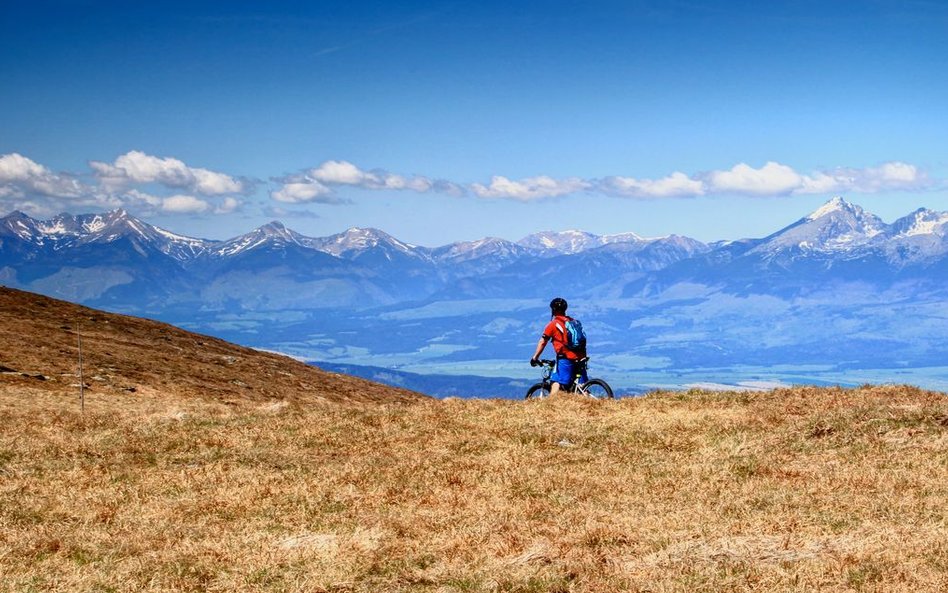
[3, 384, 948, 592]
[2, 288, 948, 591]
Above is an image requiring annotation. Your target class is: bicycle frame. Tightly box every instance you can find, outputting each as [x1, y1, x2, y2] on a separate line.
[527, 358, 614, 399]
[536, 358, 584, 393]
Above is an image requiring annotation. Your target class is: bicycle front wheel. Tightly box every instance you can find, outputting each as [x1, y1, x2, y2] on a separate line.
[580, 378, 614, 399]
[525, 382, 551, 399]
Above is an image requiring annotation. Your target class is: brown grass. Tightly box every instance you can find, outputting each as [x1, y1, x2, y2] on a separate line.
[3, 384, 948, 592]
[0, 286, 425, 406]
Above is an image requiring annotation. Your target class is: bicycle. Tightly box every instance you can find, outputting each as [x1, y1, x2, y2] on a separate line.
[525, 358, 614, 399]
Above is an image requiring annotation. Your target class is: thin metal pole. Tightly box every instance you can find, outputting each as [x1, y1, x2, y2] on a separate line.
[77, 317, 84, 412]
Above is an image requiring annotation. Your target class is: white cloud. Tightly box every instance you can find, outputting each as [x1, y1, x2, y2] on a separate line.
[430, 179, 467, 197]
[382, 173, 433, 192]
[0, 153, 48, 182]
[214, 196, 242, 214]
[114, 189, 237, 216]
[262, 205, 321, 219]
[0, 153, 86, 199]
[830, 161, 933, 193]
[281, 159, 938, 203]
[160, 195, 211, 214]
[90, 150, 246, 195]
[122, 189, 163, 209]
[599, 171, 705, 198]
[470, 175, 590, 201]
[0, 153, 237, 217]
[191, 168, 245, 195]
[697, 161, 933, 198]
[270, 160, 465, 203]
[309, 160, 368, 185]
[97, 189, 206, 215]
[796, 172, 848, 195]
[704, 162, 803, 196]
[270, 178, 338, 204]
[794, 161, 931, 195]
[2, 151, 942, 221]
[307, 159, 448, 192]
[3, 200, 50, 216]
[468, 161, 937, 202]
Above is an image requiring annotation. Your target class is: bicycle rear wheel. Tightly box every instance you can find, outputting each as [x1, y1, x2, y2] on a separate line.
[525, 382, 551, 399]
[580, 378, 613, 399]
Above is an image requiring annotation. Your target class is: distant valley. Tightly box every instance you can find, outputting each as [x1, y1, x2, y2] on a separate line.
[3, 196, 948, 396]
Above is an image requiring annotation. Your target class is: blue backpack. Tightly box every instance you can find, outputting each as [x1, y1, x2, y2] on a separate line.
[561, 317, 587, 352]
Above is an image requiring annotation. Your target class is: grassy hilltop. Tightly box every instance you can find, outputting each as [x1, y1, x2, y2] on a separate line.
[3, 385, 948, 592]
[2, 287, 947, 591]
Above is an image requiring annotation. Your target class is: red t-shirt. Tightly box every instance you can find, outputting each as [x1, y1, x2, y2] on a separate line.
[542, 315, 584, 360]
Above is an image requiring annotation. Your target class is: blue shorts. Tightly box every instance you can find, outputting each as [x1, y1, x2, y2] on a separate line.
[552, 357, 588, 387]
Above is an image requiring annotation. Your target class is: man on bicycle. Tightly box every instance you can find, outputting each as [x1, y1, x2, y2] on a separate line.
[530, 297, 587, 396]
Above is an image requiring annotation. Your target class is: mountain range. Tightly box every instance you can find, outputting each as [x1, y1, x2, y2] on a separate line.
[4, 197, 948, 395]
[0, 207, 711, 309]
[2, 197, 947, 309]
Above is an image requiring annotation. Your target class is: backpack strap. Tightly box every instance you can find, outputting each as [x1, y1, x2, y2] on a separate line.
[553, 321, 565, 336]
[553, 318, 571, 345]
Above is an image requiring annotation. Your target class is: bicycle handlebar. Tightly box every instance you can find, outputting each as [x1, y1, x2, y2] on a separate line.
[531, 357, 590, 367]
[529, 359, 557, 367]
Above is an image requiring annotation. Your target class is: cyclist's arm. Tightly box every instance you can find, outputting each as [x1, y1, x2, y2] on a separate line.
[531, 335, 550, 361]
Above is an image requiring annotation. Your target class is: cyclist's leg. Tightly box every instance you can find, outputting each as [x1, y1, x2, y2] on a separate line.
[550, 358, 573, 395]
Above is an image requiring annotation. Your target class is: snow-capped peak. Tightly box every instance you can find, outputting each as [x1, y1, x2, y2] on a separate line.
[601, 231, 646, 245]
[1, 209, 212, 260]
[316, 227, 417, 257]
[433, 236, 526, 263]
[1, 210, 40, 240]
[518, 230, 603, 254]
[803, 197, 885, 235]
[813, 197, 885, 236]
[30, 209, 141, 240]
[754, 197, 889, 255]
[892, 208, 948, 238]
[806, 196, 856, 220]
[257, 220, 294, 237]
[209, 221, 313, 257]
[518, 229, 656, 254]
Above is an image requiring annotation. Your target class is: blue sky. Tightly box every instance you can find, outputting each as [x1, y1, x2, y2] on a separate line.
[2, 0, 947, 245]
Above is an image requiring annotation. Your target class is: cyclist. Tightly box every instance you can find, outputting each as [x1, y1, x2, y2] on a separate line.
[530, 297, 587, 396]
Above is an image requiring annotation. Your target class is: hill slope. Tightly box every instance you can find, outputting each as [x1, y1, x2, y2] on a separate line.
[0, 286, 426, 407]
